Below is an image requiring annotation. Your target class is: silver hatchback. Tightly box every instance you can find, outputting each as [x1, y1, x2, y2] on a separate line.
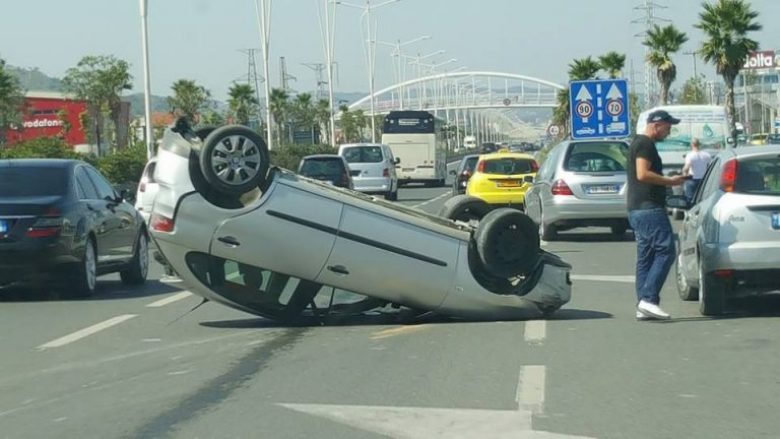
[672, 145, 780, 315]
[525, 139, 630, 240]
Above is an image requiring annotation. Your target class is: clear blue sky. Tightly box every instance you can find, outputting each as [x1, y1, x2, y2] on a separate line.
[2, 0, 779, 101]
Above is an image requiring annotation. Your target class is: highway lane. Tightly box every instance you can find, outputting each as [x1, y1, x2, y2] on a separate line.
[3, 183, 780, 438]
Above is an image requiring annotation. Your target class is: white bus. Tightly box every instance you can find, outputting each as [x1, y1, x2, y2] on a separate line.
[381, 111, 447, 187]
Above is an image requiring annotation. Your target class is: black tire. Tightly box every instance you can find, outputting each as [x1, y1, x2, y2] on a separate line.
[438, 195, 491, 224]
[73, 237, 97, 297]
[475, 208, 541, 278]
[676, 252, 698, 301]
[611, 224, 628, 237]
[194, 125, 217, 140]
[698, 259, 726, 316]
[384, 187, 398, 201]
[120, 231, 149, 285]
[200, 125, 269, 195]
[540, 221, 557, 241]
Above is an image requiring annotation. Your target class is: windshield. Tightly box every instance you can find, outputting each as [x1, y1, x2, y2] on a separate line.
[299, 158, 344, 178]
[480, 157, 535, 175]
[0, 166, 68, 197]
[656, 121, 728, 152]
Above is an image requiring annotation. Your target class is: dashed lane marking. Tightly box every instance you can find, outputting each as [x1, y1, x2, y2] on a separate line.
[524, 320, 546, 344]
[571, 274, 635, 283]
[412, 192, 450, 209]
[37, 314, 138, 350]
[146, 291, 193, 308]
[516, 365, 546, 414]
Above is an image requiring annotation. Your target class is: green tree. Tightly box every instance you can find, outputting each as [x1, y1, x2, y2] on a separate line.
[0, 136, 90, 161]
[269, 88, 290, 144]
[291, 92, 317, 142]
[200, 110, 225, 127]
[643, 24, 688, 105]
[338, 105, 367, 143]
[598, 52, 626, 79]
[167, 79, 211, 124]
[227, 83, 259, 127]
[568, 57, 601, 81]
[0, 58, 26, 145]
[679, 75, 708, 105]
[696, 0, 761, 137]
[62, 55, 132, 152]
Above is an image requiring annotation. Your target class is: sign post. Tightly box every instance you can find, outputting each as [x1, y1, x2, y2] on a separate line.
[569, 79, 630, 140]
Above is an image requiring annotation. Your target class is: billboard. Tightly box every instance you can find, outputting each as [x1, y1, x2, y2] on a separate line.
[743, 50, 778, 70]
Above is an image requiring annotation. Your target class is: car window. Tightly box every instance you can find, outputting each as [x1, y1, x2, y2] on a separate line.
[564, 142, 628, 172]
[481, 158, 534, 175]
[143, 160, 157, 183]
[300, 158, 345, 177]
[461, 156, 479, 173]
[697, 157, 722, 202]
[85, 167, 117, 200]
[537, 146, 561, 181]
[736, 157, 780, 195]
[342, 146, 383, 163]
[0, 165, 68, 197]
[75, 167, 99, 200]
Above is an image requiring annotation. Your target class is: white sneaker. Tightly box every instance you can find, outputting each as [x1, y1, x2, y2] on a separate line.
[636, 310, 651, 320]
[637, 300, 671, 320]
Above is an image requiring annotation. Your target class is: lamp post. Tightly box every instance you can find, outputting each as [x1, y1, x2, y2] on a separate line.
[254, 0, 273, 150]
[317, 0, 338, 147]
[337, 0, 400, 142]
[378, 35, 430, 110]
[138, 0, 154, 160]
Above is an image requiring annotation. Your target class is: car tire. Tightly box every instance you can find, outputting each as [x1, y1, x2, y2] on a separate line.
[385, 187, 398, 201]
[475, 208, 541, 278]
[200, 125, 269, 195]
[120, 231, 149, 285]
[194, 125, 217, 140]
[540, 221, 557, 241]
[611, 224, 628, 237]
[675, 252, 698, 301]
[438, 195, 491, 224]
[698, 259, 726, 316]
[72, 237, 97, 297]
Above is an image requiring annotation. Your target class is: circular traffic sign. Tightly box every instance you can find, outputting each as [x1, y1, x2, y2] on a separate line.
[547, 125, 561, 136]
[503, 98, 511, 106]
[606, 99, 624, 117]
[575, 101, 593, 118]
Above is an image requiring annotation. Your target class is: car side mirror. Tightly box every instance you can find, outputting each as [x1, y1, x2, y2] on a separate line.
[394, 157, 400, 165]
[523, 175, 534, 184]
[727, 137, 735, 145]
[666, 195, 691, 210]
[449, 169, 456, 175]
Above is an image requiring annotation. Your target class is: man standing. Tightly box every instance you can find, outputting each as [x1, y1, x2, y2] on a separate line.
[626, 110, 687, 320]
[681, 138, 712, 201]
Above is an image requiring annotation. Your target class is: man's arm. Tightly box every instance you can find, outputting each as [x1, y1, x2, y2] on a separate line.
[681, 155, 692, 176]
[636, 157, 686, 186]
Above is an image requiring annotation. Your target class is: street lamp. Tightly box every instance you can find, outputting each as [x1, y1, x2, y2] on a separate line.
[378, 35, 430, 109]
[254, 0, 273, 150]
[337, 0, 400, 142]
[138, 0, 153, 160]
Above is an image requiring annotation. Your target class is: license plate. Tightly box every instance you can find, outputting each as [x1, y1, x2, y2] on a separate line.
[0, 220, 6, 234]
[497, 180, 521, 188]
[402, 168, 415, 172]
[586, 185, 619, 194]
[772, 212, 780, 230]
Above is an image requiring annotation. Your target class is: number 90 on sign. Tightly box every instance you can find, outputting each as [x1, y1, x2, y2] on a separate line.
[575, 101, 593, 118]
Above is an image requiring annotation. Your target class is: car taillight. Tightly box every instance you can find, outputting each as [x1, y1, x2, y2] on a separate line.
[720, 159, 738, 193]
[551, 179, 574, 196]
[530, 160, 539, 172]
[151, 213, 175, 232]
[476, 161, 485, 172]
[383, 168, 389, 177]
[26, 207, 62, 238]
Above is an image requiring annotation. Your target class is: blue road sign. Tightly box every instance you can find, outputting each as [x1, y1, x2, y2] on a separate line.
[569, 79, 630, 139]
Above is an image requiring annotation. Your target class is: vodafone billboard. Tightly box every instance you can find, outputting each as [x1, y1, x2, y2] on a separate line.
[743, 50, 778, 70]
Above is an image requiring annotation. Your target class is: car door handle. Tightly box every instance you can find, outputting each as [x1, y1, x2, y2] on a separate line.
[327, 265, 349, 275]
[217, 236, 241, 247]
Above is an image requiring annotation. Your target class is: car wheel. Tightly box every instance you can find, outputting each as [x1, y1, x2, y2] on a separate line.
[200, 125, 269, 195]
[675, 252, 698, 301]
[698, 259, 726, 316]
[73, 237, 97, 297]
[475, 208, 541, 278]
[120, 231, 149, 285]
[385, 188, 398, 201]
[438, 195, 491, 225]
[540, 221, 557, 241]
[194, 125, 217, 140]
[610, 224, 628, 237]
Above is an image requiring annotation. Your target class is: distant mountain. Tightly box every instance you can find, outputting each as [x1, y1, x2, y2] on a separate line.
[8, 65, 63, 91]
[123, 93, 171, 117]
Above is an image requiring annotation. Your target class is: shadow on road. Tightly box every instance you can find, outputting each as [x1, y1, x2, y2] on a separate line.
[647, 295, 780, 323]
[0, 279, 182, 302]
[548, 231, 635, 243]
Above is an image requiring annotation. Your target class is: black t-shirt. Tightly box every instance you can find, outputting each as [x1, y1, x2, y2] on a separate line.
[626, 134, 666, 210]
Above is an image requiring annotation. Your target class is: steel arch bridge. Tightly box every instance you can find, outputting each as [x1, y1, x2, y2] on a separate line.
[347, 71, 564, 115]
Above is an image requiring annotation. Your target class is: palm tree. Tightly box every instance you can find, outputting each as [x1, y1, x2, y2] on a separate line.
[227, 83, 259, 126]
[552, 57, 602, 136]
[269, 88, 289, 145]
[167, 79, 211, 124]
[292, 93, 315, 139]
[598, 52, 626, 79]
[696, 0, 761, 137]
[643, 24, 688, 105]
[568, 57, 601, 81]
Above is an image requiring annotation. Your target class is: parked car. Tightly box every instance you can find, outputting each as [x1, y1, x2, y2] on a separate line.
[466, 150, 538, 209]
[524, 139, 630, 240]
[149, 122, 572, 322]
[767, 133, 780, 145]
[135, 157, 159, 224]
[671, 145, 780, 315]
[0, 159, 148, 295]
[297, 154, 353, 189]
[450, 154, 480, 195]
[748, 133, 769, 146]
[338, 143, 398, 200]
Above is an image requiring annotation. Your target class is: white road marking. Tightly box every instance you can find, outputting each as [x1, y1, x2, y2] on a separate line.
[37, 314, 137, 350]
[571, 274, 635, 283]
[524, 320, 547, 344]
[412, 192, 449, 209]
[517, 365, 546, 414]
[146, 291, 193, 308]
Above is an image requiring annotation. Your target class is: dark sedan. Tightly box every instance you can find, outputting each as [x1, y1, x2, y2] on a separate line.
[0, 159, 148, 296]
[297, 154, 354, 189]
[450, 154, 480, 195]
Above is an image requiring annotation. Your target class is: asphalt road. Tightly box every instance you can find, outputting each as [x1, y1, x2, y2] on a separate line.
[3, 176, 780, 438]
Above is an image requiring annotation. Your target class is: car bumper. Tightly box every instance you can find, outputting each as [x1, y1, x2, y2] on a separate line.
[701, 241, 780, 272]
[470, 191, 527, 206]
[353, 177, 393, 193]
[0, 240, 75, 286]
[544, 196, 627, 225]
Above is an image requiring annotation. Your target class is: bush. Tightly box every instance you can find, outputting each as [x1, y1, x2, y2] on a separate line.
[270, 143, 337, 171]
[96, 142, 148, 185]
[0, 137, 96, 164]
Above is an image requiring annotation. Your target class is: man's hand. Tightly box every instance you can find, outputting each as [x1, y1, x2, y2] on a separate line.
[668, 175, 687, 186]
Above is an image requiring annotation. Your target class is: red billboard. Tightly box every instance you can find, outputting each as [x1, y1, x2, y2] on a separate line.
[4, 92, 89, 146]
[743, 50, 777, 70]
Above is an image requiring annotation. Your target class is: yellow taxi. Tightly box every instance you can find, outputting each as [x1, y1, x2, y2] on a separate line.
[466, 150, 538, 207]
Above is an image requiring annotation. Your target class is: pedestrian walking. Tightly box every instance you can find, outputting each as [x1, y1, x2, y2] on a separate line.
[681, 138, 712, 201]
[626, 110, 687, 320]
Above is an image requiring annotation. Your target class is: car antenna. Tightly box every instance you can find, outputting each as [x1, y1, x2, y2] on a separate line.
[166, 297, 209, 326]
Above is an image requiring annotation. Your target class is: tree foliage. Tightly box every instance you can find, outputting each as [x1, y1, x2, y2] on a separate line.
[679, 75, 708, 105]
[269, 143, 336, 171]
[643, 24, 688, 105]
[227, 83, 259, 126]
[338, 105, 367, 143]
[0, 58, 26, 145]
[598, 52, 626, 79]
[168, 79, 211, 124]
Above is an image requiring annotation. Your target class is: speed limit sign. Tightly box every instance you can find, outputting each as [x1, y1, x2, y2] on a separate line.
[575, 101, 593, 118]
[606, 99, 624, 117]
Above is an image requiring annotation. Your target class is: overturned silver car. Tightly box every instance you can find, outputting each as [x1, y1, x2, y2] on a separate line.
[149, 121, 572, 321]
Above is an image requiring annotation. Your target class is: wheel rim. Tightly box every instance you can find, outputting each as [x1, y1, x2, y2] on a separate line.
[209, 135, 262, 187]
[85, 243, 96, 291]
[138, 234, 148, 278]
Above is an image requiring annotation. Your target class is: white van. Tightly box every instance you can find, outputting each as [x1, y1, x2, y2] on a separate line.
[338, 143, 399, 201]
[464, 135, 477, 150]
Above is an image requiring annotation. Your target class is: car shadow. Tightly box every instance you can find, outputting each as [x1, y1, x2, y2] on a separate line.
[549, 231, 635, 243]
[643, 295, 780, 323]
[0, 280, 181, 302]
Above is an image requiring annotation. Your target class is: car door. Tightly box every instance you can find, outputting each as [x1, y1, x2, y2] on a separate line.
[679, 157, 722, 281]
[85, 167, 137, 262]
[317, 202, 459, 310]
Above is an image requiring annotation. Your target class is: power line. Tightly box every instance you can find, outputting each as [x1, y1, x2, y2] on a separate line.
[238, 48, 265, 125]
[302, 62, 327, 100]
[632, 0, 669, 108]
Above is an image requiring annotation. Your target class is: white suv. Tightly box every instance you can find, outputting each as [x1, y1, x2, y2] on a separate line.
[134, 157, 159, 224]
[338, 143, 399, 200]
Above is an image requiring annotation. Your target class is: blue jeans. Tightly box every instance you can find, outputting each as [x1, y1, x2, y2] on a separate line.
[683, 179, 701, 202]
[628, 208, 675, 305]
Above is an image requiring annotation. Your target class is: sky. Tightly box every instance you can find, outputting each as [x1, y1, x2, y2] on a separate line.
[2, 0, 780, 102]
